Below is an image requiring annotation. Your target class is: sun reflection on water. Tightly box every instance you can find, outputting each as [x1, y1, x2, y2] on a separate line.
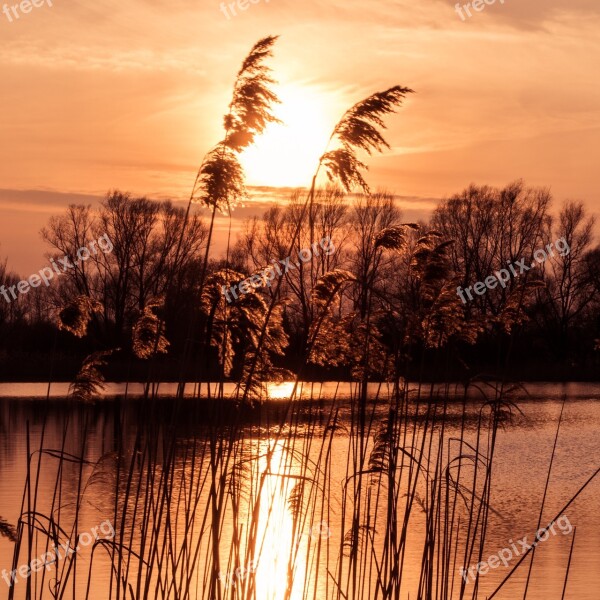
[266, 381, 297, 400]
[234, 436, 320, 600]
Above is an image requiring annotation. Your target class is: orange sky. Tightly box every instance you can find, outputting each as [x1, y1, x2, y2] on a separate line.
[1, 0, 599, 273]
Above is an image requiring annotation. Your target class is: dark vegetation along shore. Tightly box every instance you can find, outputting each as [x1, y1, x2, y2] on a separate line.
[1, 177, 599, 384]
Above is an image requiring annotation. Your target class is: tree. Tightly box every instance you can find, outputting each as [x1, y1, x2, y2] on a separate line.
[42, 193, 207, 347]
[348, 192, 401, 319]
[432, 180, 551, 319]
[535, 201, 596, 359]
[233, 186, 350, 345]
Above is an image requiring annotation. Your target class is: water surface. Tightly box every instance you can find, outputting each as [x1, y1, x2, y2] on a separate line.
[0, 382, 599, 599]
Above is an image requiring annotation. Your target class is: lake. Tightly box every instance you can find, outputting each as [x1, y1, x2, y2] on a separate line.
[0, 382, 599, 599]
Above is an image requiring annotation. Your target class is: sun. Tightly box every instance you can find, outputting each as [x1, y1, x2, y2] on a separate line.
[240, 84, 336, 188]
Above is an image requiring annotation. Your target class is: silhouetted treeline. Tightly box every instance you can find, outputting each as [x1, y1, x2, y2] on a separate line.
[1, 181, 600, 381]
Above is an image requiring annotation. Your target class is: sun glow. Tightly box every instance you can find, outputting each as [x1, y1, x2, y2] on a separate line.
[240, 84, 336, 188]
[266, 381, 296, 400]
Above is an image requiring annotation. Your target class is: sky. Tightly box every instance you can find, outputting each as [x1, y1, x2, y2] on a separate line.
[0, 0, 599, 274]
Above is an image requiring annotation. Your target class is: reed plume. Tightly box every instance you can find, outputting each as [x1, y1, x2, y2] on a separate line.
[132, 300, 170, 359]
[374, 223, 419, 251]
[320, 86, 413, 192]
[223, 35, 281, 152]
[201, 269, 289, 386]
[191, 144, 248, 214]
[191, 36, 280, 214]
[57, 295, 102, 337]
[69, 350, 113, 403]
[0, 516, 17, 543]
